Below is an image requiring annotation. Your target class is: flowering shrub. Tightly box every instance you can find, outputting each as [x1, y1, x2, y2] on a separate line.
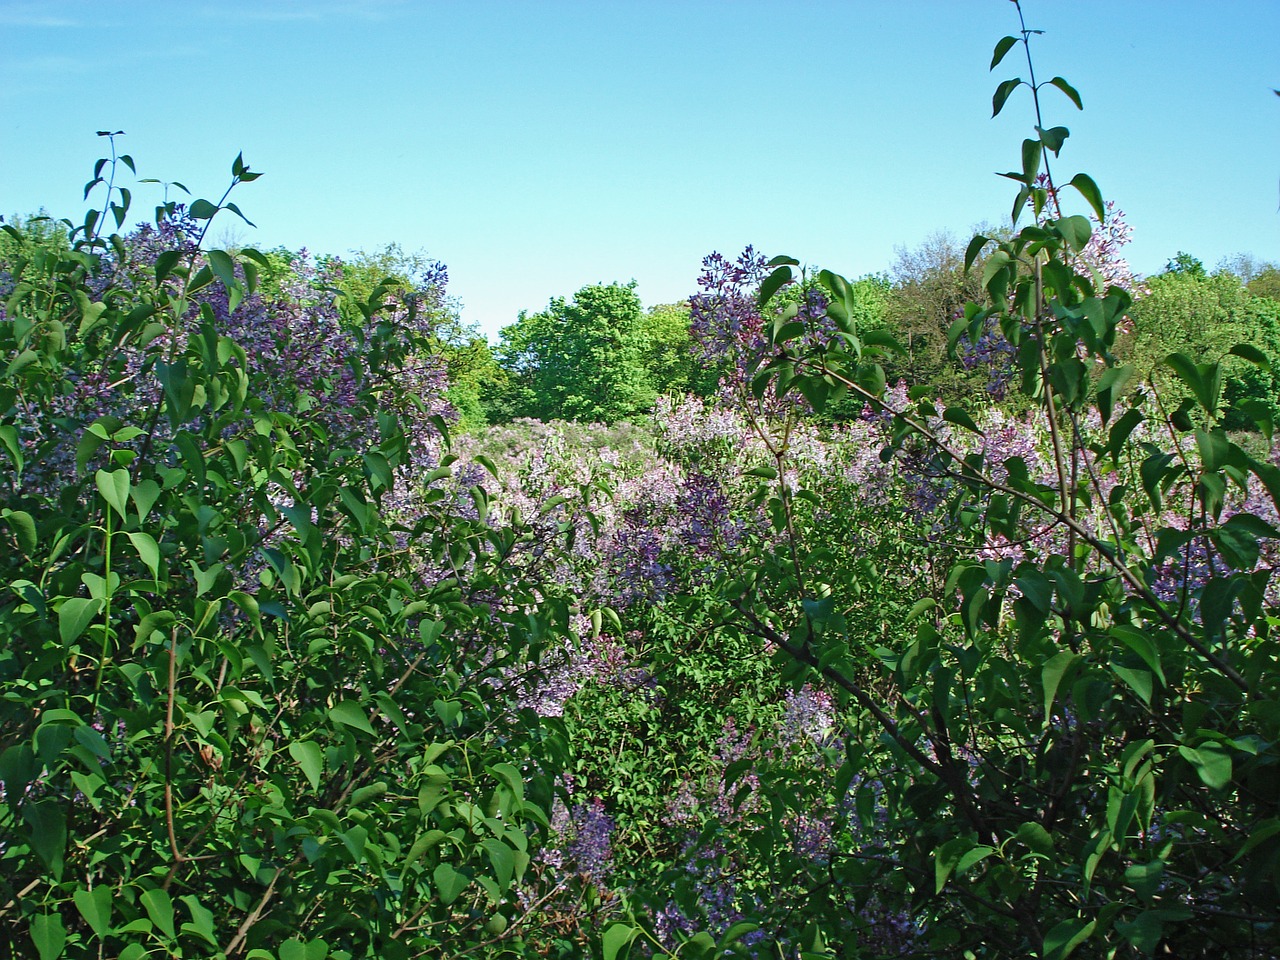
[622, 9, 1280, 956]
[8, 8, 1280, 959]
[0, 151, 573, 959]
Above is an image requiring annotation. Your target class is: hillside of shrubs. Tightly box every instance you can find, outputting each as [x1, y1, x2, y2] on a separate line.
[3, 10, 1280, 960]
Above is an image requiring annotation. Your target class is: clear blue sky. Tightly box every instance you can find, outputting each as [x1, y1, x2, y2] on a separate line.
[3, 1, 1277, 338]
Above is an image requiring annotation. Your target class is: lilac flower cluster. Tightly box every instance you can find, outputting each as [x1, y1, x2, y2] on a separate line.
[549, 797, 616, 885]
[955, 313, 1018, 399]
[689, 246, 770, 363]
[778, 685, 838, 751]
[8, 213, 459, 507]
[1078, 200, 1146, 298]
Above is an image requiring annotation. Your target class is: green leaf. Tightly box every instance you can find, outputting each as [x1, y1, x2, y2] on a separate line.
[1041, 651, 1081, 723]
[1056, 215, 1091, 252]
[482, 838, 514, 889]
[1229, 819, 1280, 863]
[856, 361, 886, 399]
[1222, 511, 1280, 541]
[95, 468, 130, 519]
[955, 844, 996, 876]
[350, 781, 387, 806]
[943, 407, 983, 435]
[1194, 428, 1229, 472]
[1016, 821, 1054, 855]
[602, 923, 641, 960]
[59, 597, 103, 645]
[187, 264, 214, 295]
[178, 894, 218, 946]
[1179, 743, 1232, 789]
[125, 531, 162, 580]
[141, 887, 175, 940]
[1107, 407, 1144, 463]
[983, 249, 1011, 294]
[992, 77, 1022, 117]
[1095, 365, 1134, 424]
[719, 923, 760, 949]
[25, 800, 66, 877]
[1043, 918, 1095, 960]
[3, 509, 37, 555]
[189, 561, 224, 599]
[489, 761, 524, 801]
[1165, 353, 1215, 413]
[1111, 664, 1153, 705]
[223, 203, 256, 226]
[758, 265, 792, 307]
[207, 249, 236, 291]
[964, 234, 991, 272]
[329, 700, 376, 736]
[7, 348, 40, 376]
[1228, 342, 1271, 372]
[433, 863, 468, 905]
[1110, 625, 1165, 685]
[905, 598, 936, 621]
[155, 249, 182, 282]
[863, 329, 904, 354]
[0, 424, 24, 475]
[1015, 566, 1053, 612]
[935, 836, 970, 892]
[990, 35, 1018, 70]
[1125, 860, 1166, 902]
[289, 740, 324, 791]
[338, 825, 367, 863]
[1021, 138, 1042, 185]
[30, 913, 66, 960]
[1037, 124, 1070, 155]
[1068, 173, 1105, 222]
[74, 886, 113, 939]
[1047, 76, 1083, 110]
[188, 198, 218, 219]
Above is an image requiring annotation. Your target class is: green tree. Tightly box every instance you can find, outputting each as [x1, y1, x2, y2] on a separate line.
[329, 243, 502, 429]
[0, 211, 70, 264]
[1124, 269, 1280, 427]
[636, 301, 722, 398]
[882, 231, 990, 398]
[1249, 267, 1280, 301]
[491, 282, 656, 423]
[1164, 249, 1206, 277]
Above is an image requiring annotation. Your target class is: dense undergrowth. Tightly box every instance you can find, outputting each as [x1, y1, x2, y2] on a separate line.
[4, 5, 1280, 958]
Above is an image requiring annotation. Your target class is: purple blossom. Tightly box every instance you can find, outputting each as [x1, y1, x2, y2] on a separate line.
[545, 792, 615, 885]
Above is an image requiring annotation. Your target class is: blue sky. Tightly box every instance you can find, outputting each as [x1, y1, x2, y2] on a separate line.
[2, 1, 1277, 338]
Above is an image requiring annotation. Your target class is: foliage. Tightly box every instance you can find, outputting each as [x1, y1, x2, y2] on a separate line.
[596, 5, 1280, 957]
[881, 231, 991, 399]
[636, 302, 721, 399]
[322, 243, 499, 431]
[1164, 251, 1206, 277]
[491, 283, 657, 424]
[1124, 269, 1280, 429]
[9, 6, 1280, 959]
[1216, 254, 1280, 303]
[1249, 269, 1280, 301]
[0, 148, 570, 958]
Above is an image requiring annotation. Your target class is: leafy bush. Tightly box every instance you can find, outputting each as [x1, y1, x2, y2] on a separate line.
[594, 6, 1280, 957]
[0, 149, 568, 959]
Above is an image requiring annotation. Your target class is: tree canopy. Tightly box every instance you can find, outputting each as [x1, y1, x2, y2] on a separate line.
[490, 282, 657, 423]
